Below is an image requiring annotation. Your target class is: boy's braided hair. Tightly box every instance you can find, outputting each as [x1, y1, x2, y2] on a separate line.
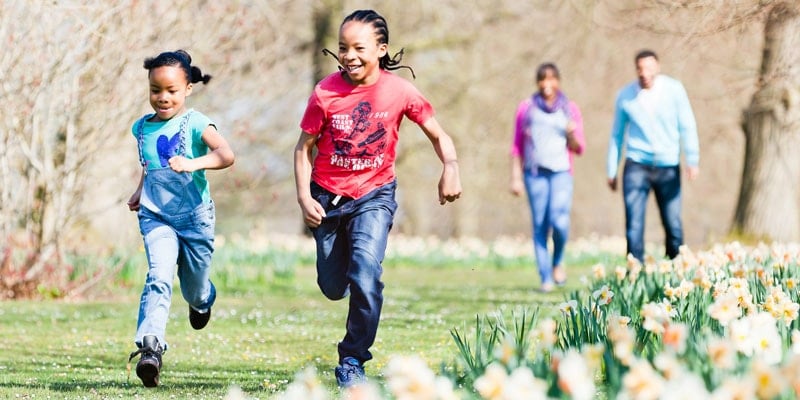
[323, 9, 415, 79]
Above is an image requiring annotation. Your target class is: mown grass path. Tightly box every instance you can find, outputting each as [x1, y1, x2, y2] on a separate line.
[0, 262, 594, 399]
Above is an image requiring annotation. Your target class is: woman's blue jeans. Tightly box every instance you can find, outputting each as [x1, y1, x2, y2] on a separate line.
[523, 168, 573, 285]
[309, 180, 397, 364]
[622, 160, 683, 261]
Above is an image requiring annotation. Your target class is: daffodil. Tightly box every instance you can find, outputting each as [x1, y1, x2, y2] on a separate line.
[384, 355, 438, 400]
[592, 285, 614, 306]
[619, 358, 665, 400]
[556, 350, 595, 400]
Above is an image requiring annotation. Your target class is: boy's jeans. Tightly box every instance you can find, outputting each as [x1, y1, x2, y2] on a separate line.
[622, 160, 683, 261]
[523, 168, 573, 285]
[135, 169, 217, 349]
[309, 180, 397, 364]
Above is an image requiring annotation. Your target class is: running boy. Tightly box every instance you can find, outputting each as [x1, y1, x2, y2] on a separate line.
[294, 9, 462, 388]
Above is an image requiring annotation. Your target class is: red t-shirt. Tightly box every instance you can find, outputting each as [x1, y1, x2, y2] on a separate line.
[300, 70, 435, 199]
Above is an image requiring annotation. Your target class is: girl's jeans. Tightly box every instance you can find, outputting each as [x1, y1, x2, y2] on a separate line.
[622, 159, 683, 262]
[524, 168, 573, 285]
[309, 180, 397, 364]
[135, 168, 217, 349]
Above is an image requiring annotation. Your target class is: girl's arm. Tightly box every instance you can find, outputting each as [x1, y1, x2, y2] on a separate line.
[418, 117, 462, 205]
[169, 125, 235, 172]
[127, 169, 145, 211]
[294, 131, 326, 227]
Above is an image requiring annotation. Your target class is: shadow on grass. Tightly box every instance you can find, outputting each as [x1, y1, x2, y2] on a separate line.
[0, 365, 299, 397]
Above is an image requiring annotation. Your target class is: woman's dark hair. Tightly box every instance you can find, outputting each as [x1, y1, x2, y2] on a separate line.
[322, 9, 415, 79]
[143, 50, 212, 84]
[536, 63, 560, 82]
[635, 49, 659, 63]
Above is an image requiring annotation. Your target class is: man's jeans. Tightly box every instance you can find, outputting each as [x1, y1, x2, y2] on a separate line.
[309, 180, 397, 364]
[622, 160, 683, 261]
[523, 168, 573, 285]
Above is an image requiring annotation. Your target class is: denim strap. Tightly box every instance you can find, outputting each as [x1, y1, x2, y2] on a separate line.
[136, 111, 194, 171]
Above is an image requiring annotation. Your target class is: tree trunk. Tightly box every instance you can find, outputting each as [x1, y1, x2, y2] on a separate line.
[732, 2, 800, 242]
[311, 0, 343, 83]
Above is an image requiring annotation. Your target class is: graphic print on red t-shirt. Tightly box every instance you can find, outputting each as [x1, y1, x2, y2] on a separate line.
[301, 71, 435, 198]
[329, 101, 388, 171]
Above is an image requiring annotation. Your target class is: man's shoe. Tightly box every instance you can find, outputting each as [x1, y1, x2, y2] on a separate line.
[189, 306, 211, 330]
[335, 357, 366, 388]
[128, 335, 163, 387]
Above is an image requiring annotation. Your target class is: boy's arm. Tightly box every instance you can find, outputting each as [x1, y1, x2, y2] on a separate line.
[418, 117, 462, 205]
[294, 131, 326, 227]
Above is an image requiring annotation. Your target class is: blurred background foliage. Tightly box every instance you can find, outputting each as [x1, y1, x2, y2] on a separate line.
[3, 0, 793, 297]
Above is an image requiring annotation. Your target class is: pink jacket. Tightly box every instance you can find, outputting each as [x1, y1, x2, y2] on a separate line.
[510, 96, 585, 174]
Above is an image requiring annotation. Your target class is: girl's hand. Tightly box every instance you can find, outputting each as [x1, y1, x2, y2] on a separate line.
[168, 156, 196, 173]
[439, 161, 462, 205]
[127, 191, 141, 211]
[299, 197, 326, 228]
[128, 169, 144, 211]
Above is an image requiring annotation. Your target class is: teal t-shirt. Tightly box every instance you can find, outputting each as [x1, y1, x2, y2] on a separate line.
[131, 109, 216, 203]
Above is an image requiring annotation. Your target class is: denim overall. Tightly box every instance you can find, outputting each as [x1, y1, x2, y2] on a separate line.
[134, 112, 217, 349]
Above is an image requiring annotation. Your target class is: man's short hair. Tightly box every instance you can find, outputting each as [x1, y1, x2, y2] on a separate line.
[635, 49, 659, 63]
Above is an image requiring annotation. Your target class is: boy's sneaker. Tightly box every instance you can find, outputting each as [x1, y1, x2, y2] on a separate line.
[335, 357, 366, 388]
[189, 306, 211, 330]
[128, 335, 163, 387]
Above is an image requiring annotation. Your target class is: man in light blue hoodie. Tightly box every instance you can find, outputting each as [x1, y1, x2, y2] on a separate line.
[606, 49, 700, 262]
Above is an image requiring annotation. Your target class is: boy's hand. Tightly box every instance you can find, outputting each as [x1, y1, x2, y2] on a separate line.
[299, 197, 326, 228]
[439, 161, 462, 205]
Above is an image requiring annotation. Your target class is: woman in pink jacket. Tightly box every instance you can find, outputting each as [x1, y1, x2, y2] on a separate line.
[510, 63, 585, 292]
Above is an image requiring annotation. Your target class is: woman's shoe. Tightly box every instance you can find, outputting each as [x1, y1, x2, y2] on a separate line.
[553, 267, 567, 286]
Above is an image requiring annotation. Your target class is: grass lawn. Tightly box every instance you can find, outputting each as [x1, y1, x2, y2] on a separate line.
[0, 248, 617, 399]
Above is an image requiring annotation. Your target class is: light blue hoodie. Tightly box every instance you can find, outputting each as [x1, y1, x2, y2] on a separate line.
[606, 75, 699, 179]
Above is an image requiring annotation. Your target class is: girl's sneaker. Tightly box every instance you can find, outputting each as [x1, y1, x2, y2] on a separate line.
[189, 306, 211, 330]
[128, 335, 163, 387]
[335, 357, 365, 388]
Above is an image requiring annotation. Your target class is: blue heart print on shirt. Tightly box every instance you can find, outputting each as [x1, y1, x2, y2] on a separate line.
[156, 133, 182, 167]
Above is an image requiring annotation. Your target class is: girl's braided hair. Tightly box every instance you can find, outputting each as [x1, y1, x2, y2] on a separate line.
[323, 9, 415, 79]
[144, 50, 212, 84]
